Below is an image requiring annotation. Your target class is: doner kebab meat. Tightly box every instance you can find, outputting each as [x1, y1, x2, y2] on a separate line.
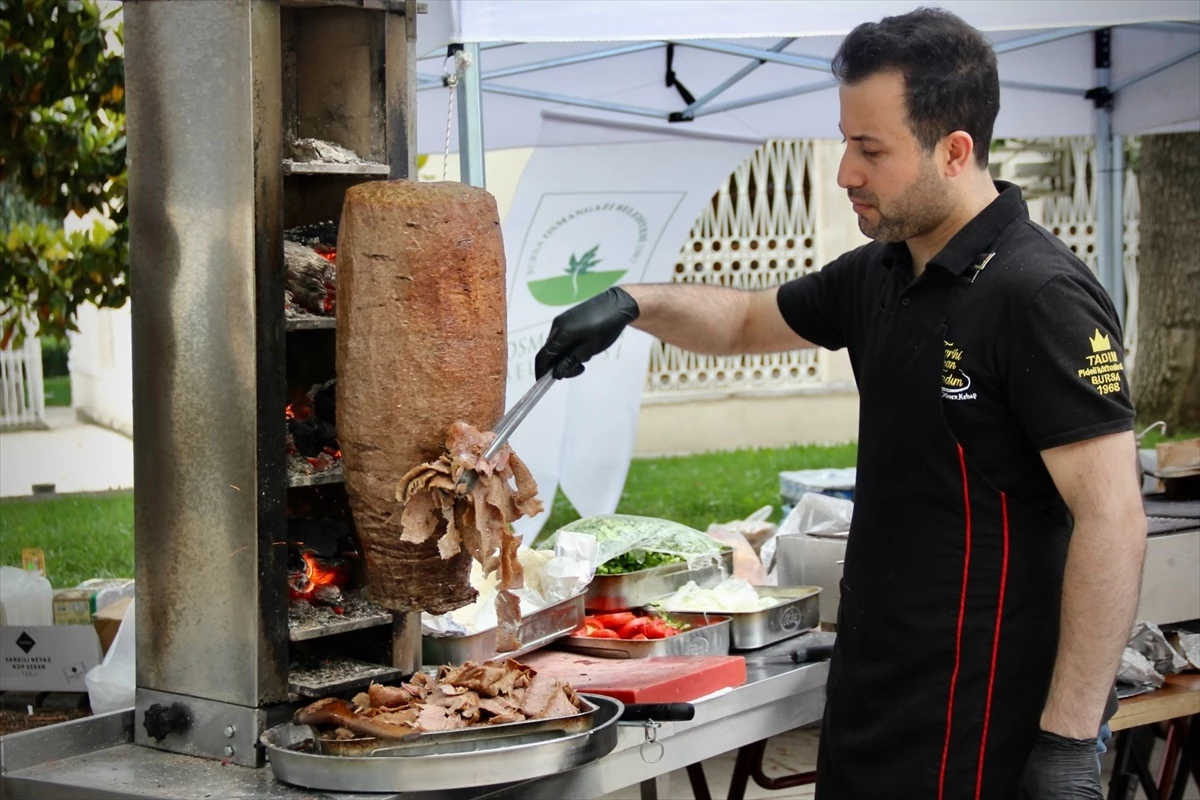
[337, 180, 541, 652]
[294, 660, 580, 740]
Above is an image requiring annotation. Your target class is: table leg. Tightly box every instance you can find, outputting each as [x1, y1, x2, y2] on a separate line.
[1106, 728, 1135, 800]
[686, 763, 714, 800]
[1167, 714, 1198, 800]
[726, 741, 765, 800]
[639, 775, 669, 800]
[1130, 727, 1163, 799]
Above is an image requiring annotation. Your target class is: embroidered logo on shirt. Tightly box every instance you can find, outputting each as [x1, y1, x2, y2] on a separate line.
[1079, 328, 1124, 396]
[942, 341, 977, 401]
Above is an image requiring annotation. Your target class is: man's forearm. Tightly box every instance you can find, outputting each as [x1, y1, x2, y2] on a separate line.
[624, 283, 754, 355]
[1040, 512, 1146, 738]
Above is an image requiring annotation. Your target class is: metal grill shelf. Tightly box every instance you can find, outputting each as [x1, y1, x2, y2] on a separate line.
[285, 315, 336, 331]
[287, 463, 344, 487]
[288, 657, 402, 698]
[289, 610, 394, 642]
[282, 161, 390, 176]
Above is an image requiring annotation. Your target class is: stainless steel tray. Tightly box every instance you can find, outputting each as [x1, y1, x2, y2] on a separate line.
[261, 694, 623, 793]
[585, 550, 734, 612]
[311, 695, 598, 757]
[661, 587, 821, 650]
[558, 613, 731, 659]
[422, 591, 586, 665]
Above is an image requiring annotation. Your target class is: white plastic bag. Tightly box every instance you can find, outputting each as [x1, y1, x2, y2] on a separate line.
[86, 598, 136, 714]
[762, 493, 855, 577]
[0, 566, 53, 626]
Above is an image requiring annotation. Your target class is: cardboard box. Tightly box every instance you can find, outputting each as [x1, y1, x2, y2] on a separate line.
[1, 625, 102, 692]
[52, 579, 135, 626]
[93, 596, 132, 656]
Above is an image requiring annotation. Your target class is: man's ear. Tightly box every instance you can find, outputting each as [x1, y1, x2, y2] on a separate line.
[942, 131, 975, 178]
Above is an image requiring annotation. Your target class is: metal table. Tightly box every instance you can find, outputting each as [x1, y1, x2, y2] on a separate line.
[1, 658, 828, 800]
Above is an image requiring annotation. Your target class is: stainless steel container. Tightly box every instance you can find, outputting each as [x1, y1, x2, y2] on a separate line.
[775, 534, 846, 626]
[585, 551, 735, 612]
[422, 592, 586, 665]
[559, 613, 731, 659]
[659, 587, 821, 650]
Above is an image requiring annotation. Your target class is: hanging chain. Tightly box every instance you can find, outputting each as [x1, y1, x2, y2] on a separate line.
[441, 49, 474, 183]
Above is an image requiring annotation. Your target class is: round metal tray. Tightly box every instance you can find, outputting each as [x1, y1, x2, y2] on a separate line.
[261, 694, 624, 793]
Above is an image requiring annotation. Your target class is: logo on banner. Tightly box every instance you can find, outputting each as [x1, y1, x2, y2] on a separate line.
[522, 198, 668, 307]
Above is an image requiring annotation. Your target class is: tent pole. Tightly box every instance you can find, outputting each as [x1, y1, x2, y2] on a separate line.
[1111, 135, 1126, 330]
[457, 42, 486, 188]
[1091, 29, 1115, 306]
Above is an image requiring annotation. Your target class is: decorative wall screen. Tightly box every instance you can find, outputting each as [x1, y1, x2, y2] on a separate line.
[645, 140, 823, 397]
[1037, 137, 1141, 359]
[646, 136, 1142, 399]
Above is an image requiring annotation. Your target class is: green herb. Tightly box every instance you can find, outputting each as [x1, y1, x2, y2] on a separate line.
[595, 550, 685, 575]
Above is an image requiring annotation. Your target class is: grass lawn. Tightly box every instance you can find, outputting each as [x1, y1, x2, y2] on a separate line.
[0, 443, 857, 585]
[0, 492, 134, 588]
[44, 375, 71, 407]
[537, 441, 857, 544]
[9, 424, 1196, 586]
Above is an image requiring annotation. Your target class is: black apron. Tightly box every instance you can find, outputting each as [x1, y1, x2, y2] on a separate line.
[815, 263, 1072, 799]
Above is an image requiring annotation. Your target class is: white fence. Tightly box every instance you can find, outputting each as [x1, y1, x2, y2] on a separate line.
[646, 140, 823, 396]
[648, 136, 1139, 399]
[0, 317, 46, 430]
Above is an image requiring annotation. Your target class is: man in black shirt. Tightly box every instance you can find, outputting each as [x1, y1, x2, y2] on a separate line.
[534, 7, 1146, 799]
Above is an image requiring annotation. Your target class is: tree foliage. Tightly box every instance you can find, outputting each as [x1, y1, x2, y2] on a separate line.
[1, 0, 126, 347]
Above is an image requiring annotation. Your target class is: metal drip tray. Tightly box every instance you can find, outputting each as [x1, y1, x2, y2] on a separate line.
[260, 694, 623, 793]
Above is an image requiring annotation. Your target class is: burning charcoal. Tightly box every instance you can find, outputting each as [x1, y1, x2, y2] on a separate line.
[315, 584, 344, 606]
[308, 379, 336, 425]
[284, 221, 339, 248]
[285, 241, 332, 315]
[289, 418, 339, 458]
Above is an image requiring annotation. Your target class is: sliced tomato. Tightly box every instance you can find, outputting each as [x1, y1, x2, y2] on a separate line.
[643, 618, 670, 639]
[588, 628, 620, 639]
[630, 633, 649, 640]
[618, 616, 650, 639]
[593, 612, 636, 630]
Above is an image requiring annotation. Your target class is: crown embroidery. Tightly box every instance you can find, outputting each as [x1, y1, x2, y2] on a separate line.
[1090, 329, 1112, 353]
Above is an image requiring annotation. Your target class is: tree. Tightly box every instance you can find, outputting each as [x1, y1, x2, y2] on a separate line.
[1132, 132, 1200, 429]
[0, 0, 126, 347]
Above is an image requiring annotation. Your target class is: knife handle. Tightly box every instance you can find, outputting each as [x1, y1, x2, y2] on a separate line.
[792, 643, 835, 663]
[620, 703, 695, 722]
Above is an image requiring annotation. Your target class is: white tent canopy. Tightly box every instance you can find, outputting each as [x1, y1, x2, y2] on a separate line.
[414, 1, 1200, 150]
[412, 0, 1200, 318]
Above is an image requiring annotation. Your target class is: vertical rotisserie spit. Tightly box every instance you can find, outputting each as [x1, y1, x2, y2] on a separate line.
[337, 181, 534, 643]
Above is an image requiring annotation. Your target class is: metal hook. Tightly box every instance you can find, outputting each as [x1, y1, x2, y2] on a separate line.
[639, 720, 664, 764]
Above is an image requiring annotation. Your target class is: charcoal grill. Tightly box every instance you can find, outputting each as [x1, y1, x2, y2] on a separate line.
[122, 0, 424, 768]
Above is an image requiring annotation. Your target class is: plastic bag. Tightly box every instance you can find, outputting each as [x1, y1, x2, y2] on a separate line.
[86, 598, 136, 714]
[0, 566, 53, 626]
[706, 520, 767, 585]
[762, 492, 855, 579]
[423, 535, 599, 637]
[780, 492, 854, 538]
[550, 515, 726, 575]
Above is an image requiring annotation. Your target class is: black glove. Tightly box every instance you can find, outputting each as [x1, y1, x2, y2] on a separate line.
[1020, 730, 1102, 800]
[534, 287, 640, 380]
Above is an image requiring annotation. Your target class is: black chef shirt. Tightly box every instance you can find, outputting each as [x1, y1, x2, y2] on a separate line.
[777, 181, 1135, 521]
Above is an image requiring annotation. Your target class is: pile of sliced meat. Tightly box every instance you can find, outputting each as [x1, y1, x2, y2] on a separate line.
[294, 660, 580, 741]
[396, 422, 543, 651]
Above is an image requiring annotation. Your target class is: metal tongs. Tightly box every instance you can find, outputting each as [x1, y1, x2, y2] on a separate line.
[455, 371, 557, 493]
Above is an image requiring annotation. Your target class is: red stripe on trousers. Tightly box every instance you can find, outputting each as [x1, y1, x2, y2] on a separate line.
[939, 444, 973, 800]
[975, 493, 1011, 799]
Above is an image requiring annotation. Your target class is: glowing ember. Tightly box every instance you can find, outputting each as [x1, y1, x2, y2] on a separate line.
[289, 551, 351, 604]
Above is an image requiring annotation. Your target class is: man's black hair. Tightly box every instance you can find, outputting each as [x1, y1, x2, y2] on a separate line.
[831, 7, 1000, 168]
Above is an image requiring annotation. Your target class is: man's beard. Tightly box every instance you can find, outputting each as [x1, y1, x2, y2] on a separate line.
[851, 161, 952, 243]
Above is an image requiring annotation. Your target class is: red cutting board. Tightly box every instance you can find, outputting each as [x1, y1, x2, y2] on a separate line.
[520, 652, 747, 704]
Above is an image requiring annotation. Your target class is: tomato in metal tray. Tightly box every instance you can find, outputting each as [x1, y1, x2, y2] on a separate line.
[574, 611, 689, 640]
